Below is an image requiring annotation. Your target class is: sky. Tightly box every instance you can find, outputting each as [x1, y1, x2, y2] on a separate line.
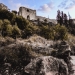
[0, 0, 75, 19]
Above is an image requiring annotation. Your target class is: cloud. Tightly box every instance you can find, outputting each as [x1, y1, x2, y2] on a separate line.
[65, 0, 75, 10]
[58, 0, 75, 10]
[8, 0, 21, 11]
[38, 1, 54, 12]
[65, 3, 75, 10]
[8, 0, 29, 11]
[58, 0, 68, 8]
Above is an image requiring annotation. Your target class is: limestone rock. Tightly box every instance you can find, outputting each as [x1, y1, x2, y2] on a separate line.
[25, 56, 68, 75]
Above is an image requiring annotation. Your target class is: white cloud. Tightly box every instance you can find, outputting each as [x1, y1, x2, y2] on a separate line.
[38, 1, 54, 12]
[65, 0, 75, 10]
[8, 0, 36, 11]
[58, 0, 75, 10]
[8, 0, 29, 11]
[58, 0, 68, 8]
[65, 4, 75, 10]
[8, 0, 21, 11]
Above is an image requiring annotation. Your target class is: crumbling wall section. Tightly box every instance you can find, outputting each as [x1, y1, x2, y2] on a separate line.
[19, 7, 36, 20]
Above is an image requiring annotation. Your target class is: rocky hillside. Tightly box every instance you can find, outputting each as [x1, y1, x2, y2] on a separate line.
[0, 34, 75, 75]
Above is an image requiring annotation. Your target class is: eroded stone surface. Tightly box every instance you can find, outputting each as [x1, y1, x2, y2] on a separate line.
[25, 56, 68, 75]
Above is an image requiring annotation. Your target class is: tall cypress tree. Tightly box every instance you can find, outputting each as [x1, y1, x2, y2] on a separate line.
[57, 10, 60, 24]
[64, 13, 68, 26]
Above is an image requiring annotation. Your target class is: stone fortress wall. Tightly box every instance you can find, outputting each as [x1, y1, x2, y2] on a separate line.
[19, 7, 36, 20]
[18, 7, 57, 24]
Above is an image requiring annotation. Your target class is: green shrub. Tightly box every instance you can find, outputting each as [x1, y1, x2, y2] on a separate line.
[12, 25, 21, 39]
[54, 25, 68, 40]
[16, 16, 29, 30]
[40, 24, 68, 40]
[22, 23, 39, 38]
[1, 19, 11, 36]
[0, 19, 3, 30]
[5, 24, 13, 36]
[0, 9, 13, 21]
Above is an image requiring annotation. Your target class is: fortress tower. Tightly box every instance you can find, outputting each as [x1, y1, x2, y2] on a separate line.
[19, 7, 36, 20]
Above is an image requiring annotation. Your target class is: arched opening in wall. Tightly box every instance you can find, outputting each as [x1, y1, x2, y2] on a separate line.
[27, 15, 30, 20]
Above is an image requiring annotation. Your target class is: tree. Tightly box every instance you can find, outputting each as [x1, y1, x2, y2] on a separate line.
[61, 11, 64, 25]
[3, 19, 10, 25]
[58, 25, 68, 40]
[12, 10, 17, 15]
[64, 13, 68, 26]
[22, 24, 38, 38]
[0, 20, 3, 29]
[2, 19, 11, 36]
[57, 10, 61, 24]
[5, 24, 13, 36]
[56, 10, 68, 26]
[16, 16, 28, 30]
[0, 9, 13, 21]
[0, 20, 3, 35]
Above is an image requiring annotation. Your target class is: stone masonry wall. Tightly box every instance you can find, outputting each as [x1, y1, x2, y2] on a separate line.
[19, 7, 36, 20]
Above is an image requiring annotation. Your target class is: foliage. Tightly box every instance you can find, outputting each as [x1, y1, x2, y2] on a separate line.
[0, 43, 36, 66]
[22, 23, 39, 38]
[56, 10, 68, 26]
[0, 9, 13, 21]
[12, 25, 21, 38]
[54, 25, 68, 40]
[0, 19, 3, 30]
[56, 10, 75, 36]
[3, 19, 10, 25]
[0, 8, 70, 40]
[1, 19, 11, 36]
[12, 10, 17, 15]
[10, 13, 16, 25]
[40, 24, 68, 40]
[15, 16, 29, 30]
[5, 24, 13, 36]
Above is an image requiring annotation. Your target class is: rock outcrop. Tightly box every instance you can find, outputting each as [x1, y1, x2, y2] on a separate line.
[25, 56, 68, 75]
[0, 3, 8, 10]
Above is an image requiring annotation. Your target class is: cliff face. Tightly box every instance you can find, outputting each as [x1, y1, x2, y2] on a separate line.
[25, 56, 68, 75]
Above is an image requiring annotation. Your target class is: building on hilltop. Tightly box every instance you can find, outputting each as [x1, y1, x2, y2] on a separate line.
[19, 7, 36, 20]
[18, 6, 57, 24]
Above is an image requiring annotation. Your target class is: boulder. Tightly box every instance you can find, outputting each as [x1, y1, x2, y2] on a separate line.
[25, 56, 68, 75]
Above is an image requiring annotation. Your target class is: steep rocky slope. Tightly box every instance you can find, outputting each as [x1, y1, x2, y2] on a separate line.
[0, 34, 75, 75]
